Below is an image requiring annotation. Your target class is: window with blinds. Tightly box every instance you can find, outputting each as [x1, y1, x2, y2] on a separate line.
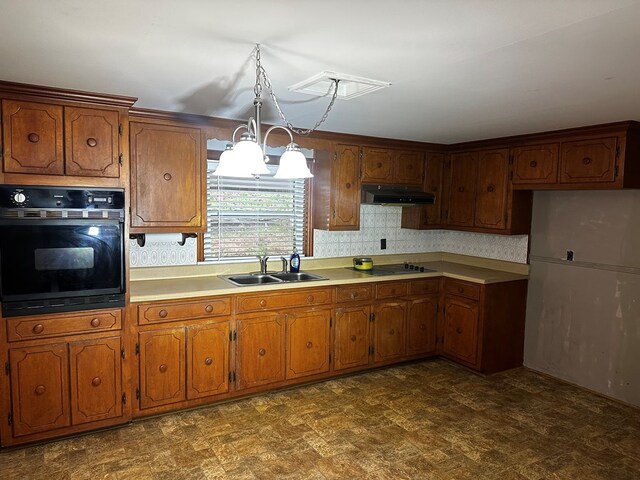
[203, 160, 308, 262]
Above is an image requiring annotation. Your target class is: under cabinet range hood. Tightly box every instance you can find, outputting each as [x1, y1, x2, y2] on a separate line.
[361, 185, 435, 205]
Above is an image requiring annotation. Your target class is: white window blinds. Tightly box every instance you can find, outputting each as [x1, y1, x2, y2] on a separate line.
[203, 160, 308, 262]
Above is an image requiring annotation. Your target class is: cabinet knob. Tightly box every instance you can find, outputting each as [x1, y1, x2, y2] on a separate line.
[456, 327, 463, 334]
[376, 162, 382, 168]
[205, 305, 213, 313]
[32, 324, 44, 334]
[90, 318, 101, 327]
[159, 364, 168, 373]
[307, 295, 314, 303]
[420, 324, 426, 330]
[487, 185, 495, 192]
[350, 335, 357, 342]
[258, 348, 266, 356]
[458, 287, 464, 293]
[306, 341, 313, 349]
[86, 137, 98, 147]
[529, 160, 538, 168]
[158, 309, 168, 318]
[458, 187, 465, 192]
[259, 300, 267, 308]
[204, 357, 213, 366]
[345, 182, 351, 189]
[27, 132, 40, 143]
[389, 329, 395, 335]
[582, 157, 592, 165]
[34, 385, 46, 395]
[91, 377, 102, 387]
[352, 291, 358, 298]
[390, 289, 396, 295]
[163, 173, 172, 181]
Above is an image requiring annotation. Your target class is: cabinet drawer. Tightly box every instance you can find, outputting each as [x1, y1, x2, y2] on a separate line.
[7, 309, 122, 342]
[237, 288, 332, 313]
[444, 280, 481, 300]
[409, 279, 439, 296]
[375, 281, 408, 300]
[138, 298, 231, 325]
[335, 284, 373, 303]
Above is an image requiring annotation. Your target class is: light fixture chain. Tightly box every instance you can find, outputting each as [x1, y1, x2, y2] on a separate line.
[255, 45, 339, 136]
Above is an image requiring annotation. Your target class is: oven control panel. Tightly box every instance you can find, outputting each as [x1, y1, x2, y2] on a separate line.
[0, 186, 124, 209]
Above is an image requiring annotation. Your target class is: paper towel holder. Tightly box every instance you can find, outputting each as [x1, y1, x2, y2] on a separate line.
[178, 233, 197, 246]
[129, 233, 146, 247]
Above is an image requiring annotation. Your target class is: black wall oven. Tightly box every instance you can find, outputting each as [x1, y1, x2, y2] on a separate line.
[0, 185, 125, 317]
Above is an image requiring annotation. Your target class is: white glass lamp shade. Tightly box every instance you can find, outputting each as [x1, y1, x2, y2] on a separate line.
[235, 134, 269, 176]
[211, 144, 254, 178]
[273, 143, 313, 179]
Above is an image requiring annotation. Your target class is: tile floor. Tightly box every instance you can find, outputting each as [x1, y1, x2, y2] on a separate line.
[1, 358, 639, 479]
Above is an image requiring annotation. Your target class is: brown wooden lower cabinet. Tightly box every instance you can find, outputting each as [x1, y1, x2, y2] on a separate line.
[406, 295, 438, 356]
[372, 302, 407, 363]
[442, 295, 479, 365]
[187, 323, 229, 400]
[286, 310, 330, 380]
[333, 305, 371, 371]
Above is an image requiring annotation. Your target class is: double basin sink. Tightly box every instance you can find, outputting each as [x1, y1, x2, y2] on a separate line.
[221, 271, 328, 287]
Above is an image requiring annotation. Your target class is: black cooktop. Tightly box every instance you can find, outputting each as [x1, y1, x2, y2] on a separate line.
[347, 263, 436, 276]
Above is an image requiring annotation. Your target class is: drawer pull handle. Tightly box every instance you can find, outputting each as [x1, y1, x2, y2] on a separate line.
[163, 173, 172, 181]
[158, 309, 168, 318]
[456, 327, 463, 334]
[27, 132, 40, 143]
[259, 300, 267, 308]
[205, 305, 213, 313]
[458, 287, 464, 293]
[90, 318, 101, 327]
[350, 335, 357, 342]
[32, 324, 44, 334]
[458, 187, 465, 192]
[582, 157, 592, 165]
[390, 289, 396, 295]
[204, 357, 213, 366]
[306, 341, 313, 349]
[389, 329, 395, 335]
[420, 324, 426, 330]
[86, 137, 98, 147]
[258, 348, 266, 356]
[345, 182, 351, 189]
[159, 364, 168, 373]
[376, 162, 383, 168]
[487, 185, 495, 192]
[307, 295, 314, 303]
[91, 377, 102, 387]
[35, 385, 46, 395]
[351, 292, 358, 298]
[530, 160, 538, 168]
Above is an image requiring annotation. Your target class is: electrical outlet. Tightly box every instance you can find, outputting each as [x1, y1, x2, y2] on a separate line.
[380, 238, 387, 250]
[566, 250, 574, 261]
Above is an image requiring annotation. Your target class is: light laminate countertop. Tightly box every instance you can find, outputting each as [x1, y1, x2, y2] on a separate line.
[130, 261, 528, 303]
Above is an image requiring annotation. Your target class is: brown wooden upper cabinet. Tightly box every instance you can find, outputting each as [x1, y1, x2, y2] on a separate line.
[400, 152, 446, 229]
[129, 119, 206, 232]
[2, 99, 122, 178]
[312, 144, 361, 230]
[512, 123, 640, 190]
[361, 147, 424, 186]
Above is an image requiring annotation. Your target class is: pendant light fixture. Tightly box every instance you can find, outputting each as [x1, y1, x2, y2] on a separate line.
[213, 44, 340, 179]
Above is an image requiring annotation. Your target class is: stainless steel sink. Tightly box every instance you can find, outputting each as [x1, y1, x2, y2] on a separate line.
[221, 271, 328, 287]
[270, 272, 327, 282]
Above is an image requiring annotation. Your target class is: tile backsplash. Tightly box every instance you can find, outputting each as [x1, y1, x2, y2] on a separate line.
[130, 205, 529, 268]
[313, 205, 529, 263]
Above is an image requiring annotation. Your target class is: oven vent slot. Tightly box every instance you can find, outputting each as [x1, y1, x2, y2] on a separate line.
[0, 209, 123, 220]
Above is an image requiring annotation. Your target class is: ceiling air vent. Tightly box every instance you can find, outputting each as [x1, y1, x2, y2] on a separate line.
[289, 71, 391, 100]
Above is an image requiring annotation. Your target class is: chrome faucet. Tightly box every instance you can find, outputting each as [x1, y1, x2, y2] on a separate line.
[280, 256, 288, 273]
[257, 255, 269, 275]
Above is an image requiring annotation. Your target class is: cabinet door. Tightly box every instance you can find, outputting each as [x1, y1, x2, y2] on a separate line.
[423, 152, 445, 225]
[69, 337, 122, 425]
[443, 295, 479, 365]
[362, 147, 393, 184]
[130, 122, 203, 229]
[139, 328, 186, 409]
[475, 149, 508, 230]
[236, 313, 285, 390]
[511, 143, 559, 185]
[560, 137, 618, 184]
[373, 302, 407, 363]
[2, 100, 64, 175]
[64, 106, 120, 178]
[447, 152, 477, 227]
[394, 150, 424, 186]
[331, 144, 361, 229]
[9, 344, 70, 437]
[406, 296, 438, 356]
[187, 322, 229, 400]
[285, 310, 330, 379]
[334, 306, 371, 371]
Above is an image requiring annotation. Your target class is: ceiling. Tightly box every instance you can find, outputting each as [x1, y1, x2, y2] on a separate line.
[2, 0, 640, 144]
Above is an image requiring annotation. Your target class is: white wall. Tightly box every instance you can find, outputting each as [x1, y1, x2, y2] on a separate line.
[524, 190, 640, 407]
